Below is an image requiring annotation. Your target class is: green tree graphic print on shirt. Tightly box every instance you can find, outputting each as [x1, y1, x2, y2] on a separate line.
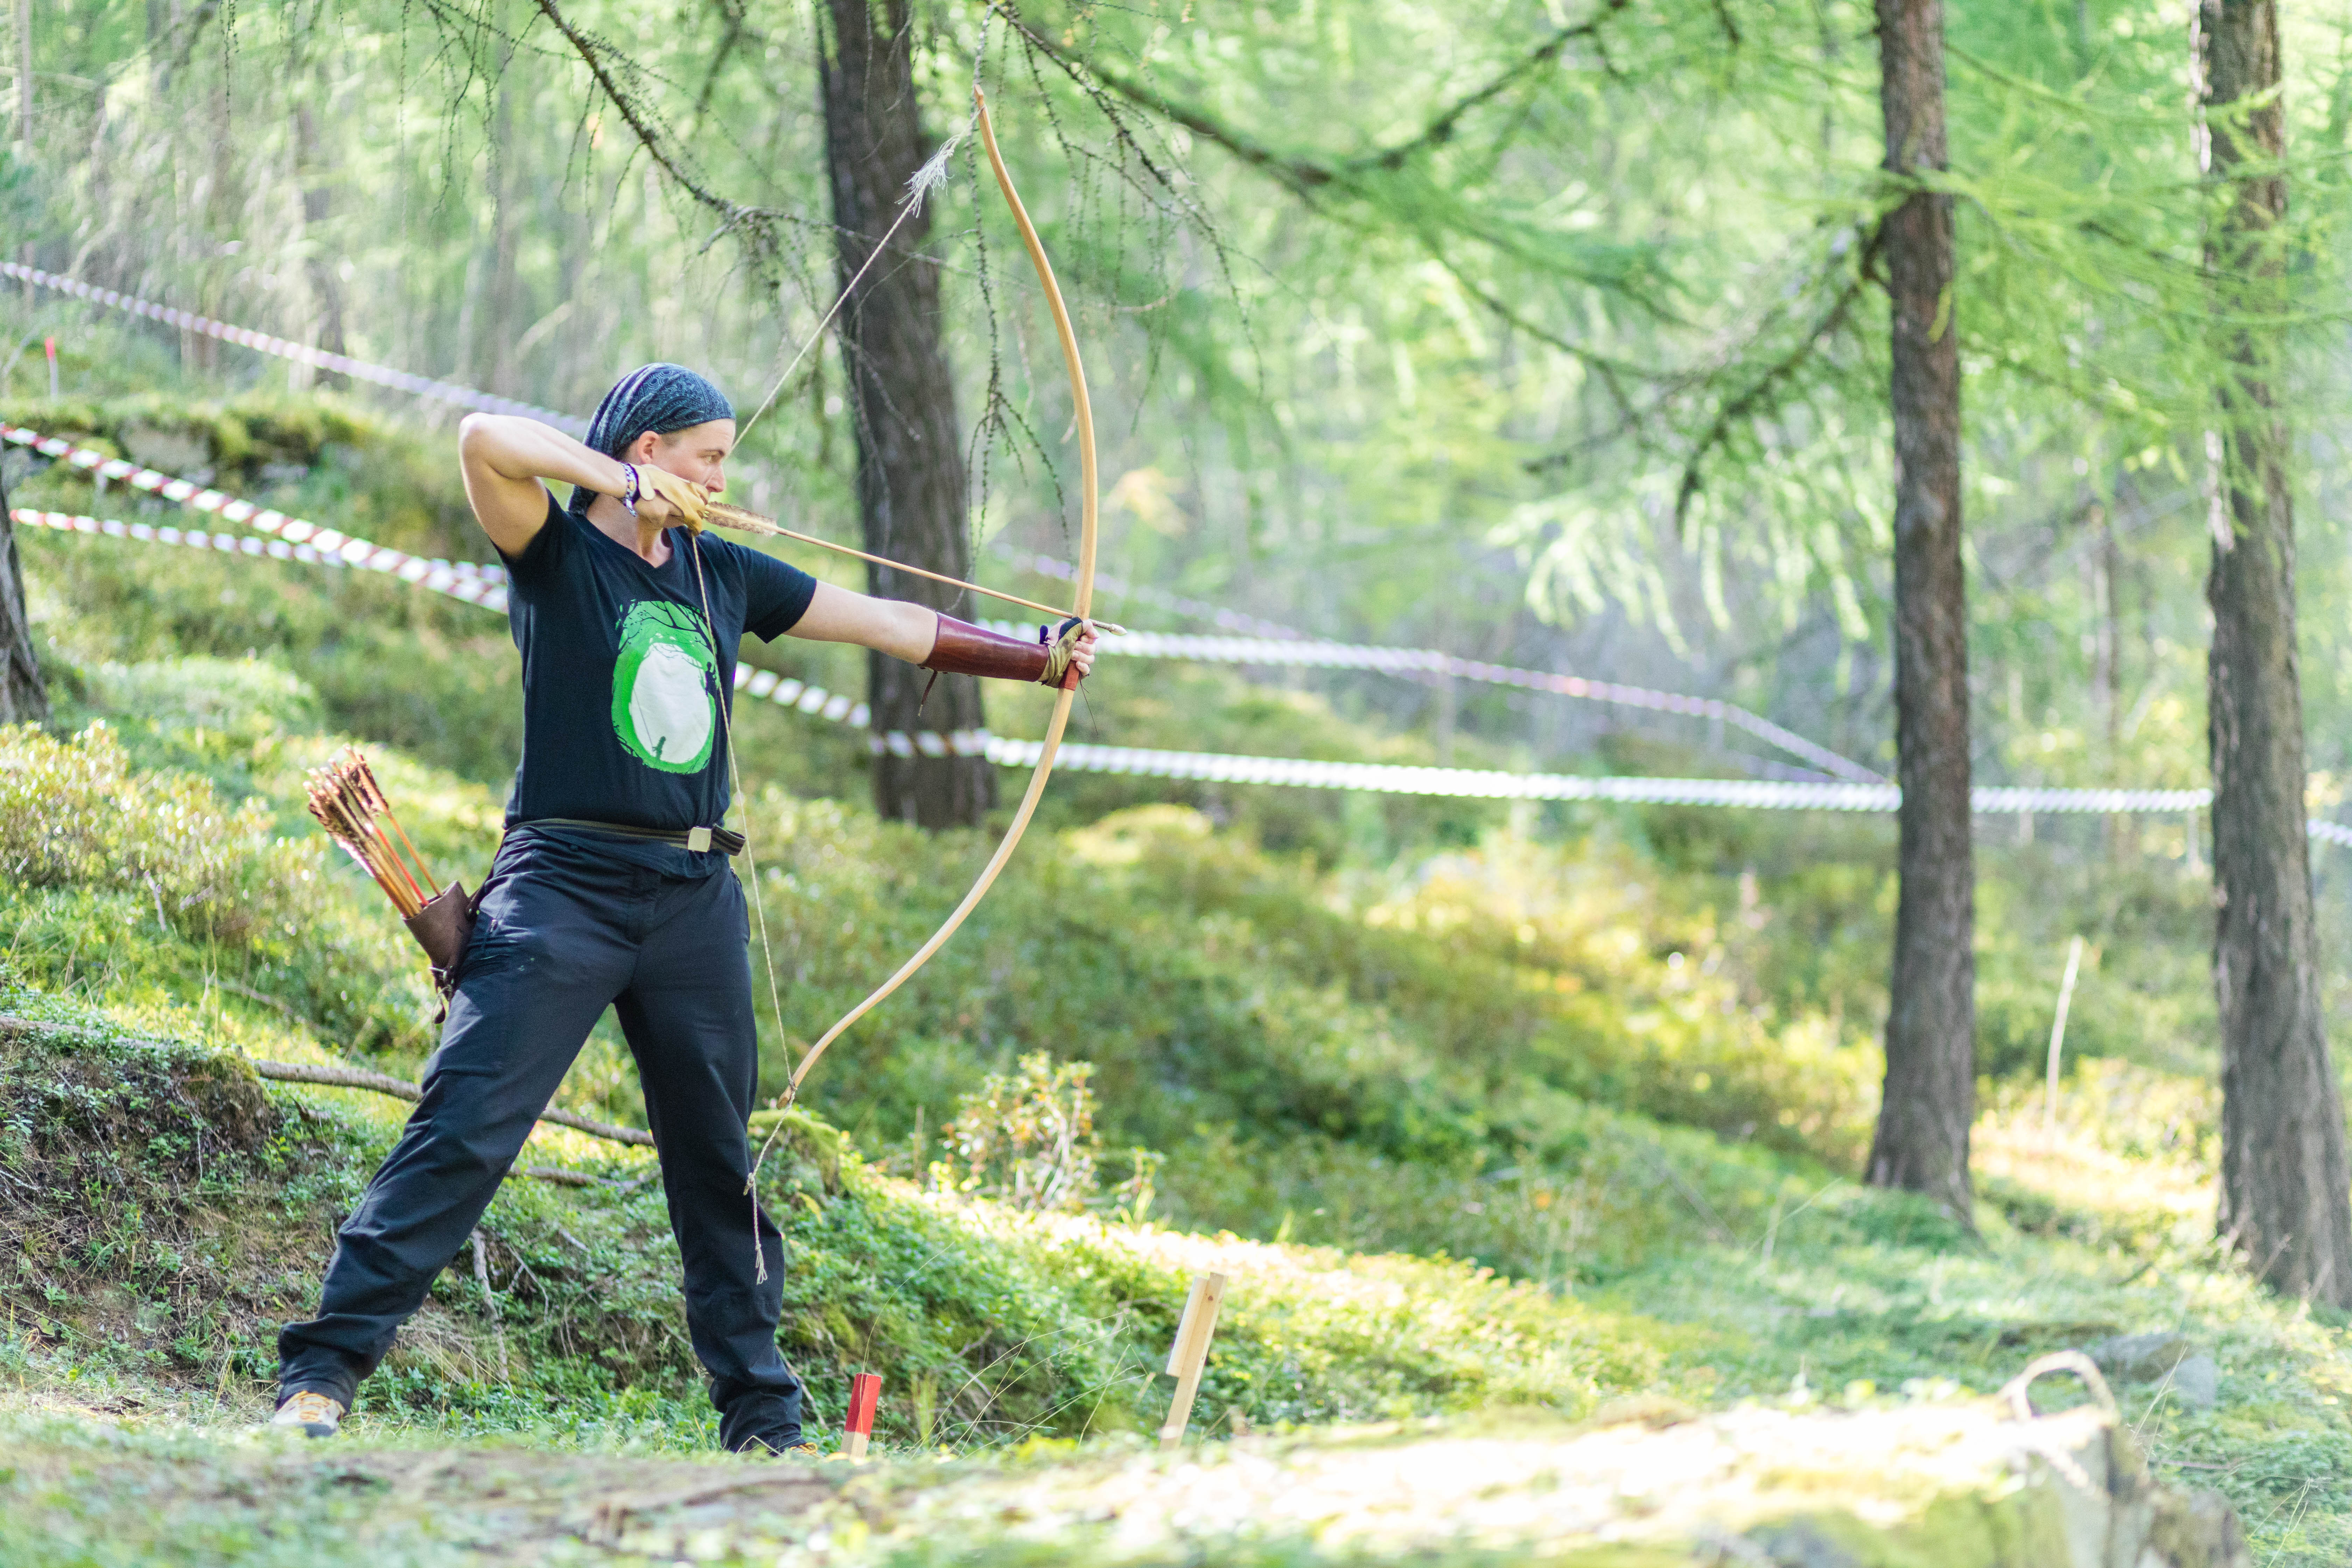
[610, 600, 718, 774]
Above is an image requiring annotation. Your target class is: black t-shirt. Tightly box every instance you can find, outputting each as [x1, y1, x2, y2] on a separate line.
[499, 491, 816, 838]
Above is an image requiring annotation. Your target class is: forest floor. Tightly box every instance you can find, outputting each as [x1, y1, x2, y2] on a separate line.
[2, 1001, 2347, 1566]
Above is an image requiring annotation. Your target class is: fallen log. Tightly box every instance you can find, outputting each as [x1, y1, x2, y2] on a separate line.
[0, 1014, 656, 1149]
[247, 1059, 654, 1147]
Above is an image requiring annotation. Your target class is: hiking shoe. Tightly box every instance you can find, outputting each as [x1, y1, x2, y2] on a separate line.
[270, 1390, 344, 1438]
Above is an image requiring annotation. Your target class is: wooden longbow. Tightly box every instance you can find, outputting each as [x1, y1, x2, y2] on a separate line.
[749, 86, 1098, 1171]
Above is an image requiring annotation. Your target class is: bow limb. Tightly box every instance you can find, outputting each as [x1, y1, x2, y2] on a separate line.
[774, 86, 1098, 1112]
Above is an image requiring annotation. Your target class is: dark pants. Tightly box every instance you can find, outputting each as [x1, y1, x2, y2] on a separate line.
[277, 829, 803, 1452]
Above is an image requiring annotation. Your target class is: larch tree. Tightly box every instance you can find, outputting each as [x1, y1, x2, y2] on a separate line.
[1, 0, 39, 722]
[2195, 0, 2352, 1304]
[0, 460, 48, 724]
[1864, 0, 1974, 1217]
[819, 0, 996, 829]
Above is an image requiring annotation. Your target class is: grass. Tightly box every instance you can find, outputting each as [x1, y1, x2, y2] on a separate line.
[0, 658, 1889, 1281]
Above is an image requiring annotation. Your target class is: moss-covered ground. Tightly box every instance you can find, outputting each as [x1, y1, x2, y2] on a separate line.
[3, 388, 2351, 1562]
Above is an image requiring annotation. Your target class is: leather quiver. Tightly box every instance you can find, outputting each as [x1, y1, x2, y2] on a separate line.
[923, 614, 1052, 684]
[403, 881, 479, 1010]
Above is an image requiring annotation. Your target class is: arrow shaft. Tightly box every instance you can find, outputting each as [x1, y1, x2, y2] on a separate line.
[704, 503, 1122, 634]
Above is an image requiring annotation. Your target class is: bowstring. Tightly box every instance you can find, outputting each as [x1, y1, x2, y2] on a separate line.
[686, 528, 791, 1286]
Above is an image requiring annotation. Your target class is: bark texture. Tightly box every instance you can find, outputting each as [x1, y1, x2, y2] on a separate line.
[293, 97, 348, 390]
[2196, 0, 2352, 1305]
[1866, 0, 1974, 1217]
[819, 0, 994, 828]
[0, 455, 49, 723]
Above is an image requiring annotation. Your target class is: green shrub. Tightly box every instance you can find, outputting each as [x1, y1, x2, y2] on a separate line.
[0, 722, 301, 948]
[0, 720, 436, 1058]
[939, 1052, 1107, 1213]
[4, 652, 1887, 1286]
[0, 1007, 1645, 1449]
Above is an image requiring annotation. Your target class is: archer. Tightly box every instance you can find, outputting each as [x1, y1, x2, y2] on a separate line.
[270, 363, 1096, 1451]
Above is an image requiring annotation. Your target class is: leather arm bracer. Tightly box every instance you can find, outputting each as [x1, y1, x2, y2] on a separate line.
[922, 614, 1084, 690]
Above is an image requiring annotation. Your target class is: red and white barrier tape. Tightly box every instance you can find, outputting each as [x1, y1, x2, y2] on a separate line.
[5, 262, 587, 435]
[24, 500, 2308, 832]
[2, 422, 510, 607]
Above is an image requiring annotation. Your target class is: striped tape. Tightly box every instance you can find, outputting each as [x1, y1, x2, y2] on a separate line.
[12, 424, 2339, 838]
[5, 262, 587, 436]
[25, 500, 2308, 831]
[2, 253, 1885, 781]
[971, 740, 2230, 818]
[6, 315, 1876, 786]
[980, 595, 1883, 785]
[6, 419, 1873, 788]
[12, 506, 510, 610]
[3, 422, 512, 608]
[994, 549, 1313, 643]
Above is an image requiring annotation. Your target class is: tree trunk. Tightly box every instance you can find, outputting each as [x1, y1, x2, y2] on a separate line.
[2197, 0, 2352, 1305]
[1865, 0, 1974, 1219]
[483, 44, 521, 398]
[0, 454, 50, 723]
[293, 97, 349, 391]
[818, 0, 994, 829]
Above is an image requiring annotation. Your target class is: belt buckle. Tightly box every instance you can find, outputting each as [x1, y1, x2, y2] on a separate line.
[686, 826, 712, 853]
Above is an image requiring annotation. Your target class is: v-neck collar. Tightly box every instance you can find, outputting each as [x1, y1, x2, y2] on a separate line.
[573, 507, 684, 580]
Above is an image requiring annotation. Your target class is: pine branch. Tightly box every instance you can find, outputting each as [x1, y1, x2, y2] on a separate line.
[1671, 226, 1884, 532]
[993, 1, 1671, 389]
[529, 0, 789, 236]
[1340, 1, 1632, 177]
[997, 1, 1630, 194]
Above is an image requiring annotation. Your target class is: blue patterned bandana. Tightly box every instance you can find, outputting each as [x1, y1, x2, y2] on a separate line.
[568, 363, 735, 513]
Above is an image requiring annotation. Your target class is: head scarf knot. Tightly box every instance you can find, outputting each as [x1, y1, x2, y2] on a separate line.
[568, 363, 735, 513]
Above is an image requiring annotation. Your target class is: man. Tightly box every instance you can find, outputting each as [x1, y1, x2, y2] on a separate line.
[272, 364, 1095, 1452]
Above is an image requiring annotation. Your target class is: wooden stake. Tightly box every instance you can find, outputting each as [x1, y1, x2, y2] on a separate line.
[844, 1371, 881, 1460]
[1158, 1272, 1228, 1450]
[2044, 934, 2085, 1143]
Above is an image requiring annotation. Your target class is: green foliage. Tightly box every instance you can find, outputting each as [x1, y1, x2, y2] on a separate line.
[2, 658, 2350, 1560]
[938, 1052, 1104, 1213]
[0, 708, 439, 1059]
[19, 516, 531, 788]
[11, 649, 2220, 1295]
[0, 721, 294, 946]
[18, 390, 480, 556]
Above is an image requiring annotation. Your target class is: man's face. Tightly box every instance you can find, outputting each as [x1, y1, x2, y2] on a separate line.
[637, 419, 735, 495]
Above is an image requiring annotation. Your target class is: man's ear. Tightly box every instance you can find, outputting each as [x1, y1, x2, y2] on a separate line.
[631, 430, 663, 465]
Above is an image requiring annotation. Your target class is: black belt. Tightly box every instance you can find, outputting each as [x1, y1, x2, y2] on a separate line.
[517, 817, 746, 856]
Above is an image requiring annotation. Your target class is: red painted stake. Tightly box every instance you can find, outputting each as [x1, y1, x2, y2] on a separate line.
[844, 1372, 882, 1459]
